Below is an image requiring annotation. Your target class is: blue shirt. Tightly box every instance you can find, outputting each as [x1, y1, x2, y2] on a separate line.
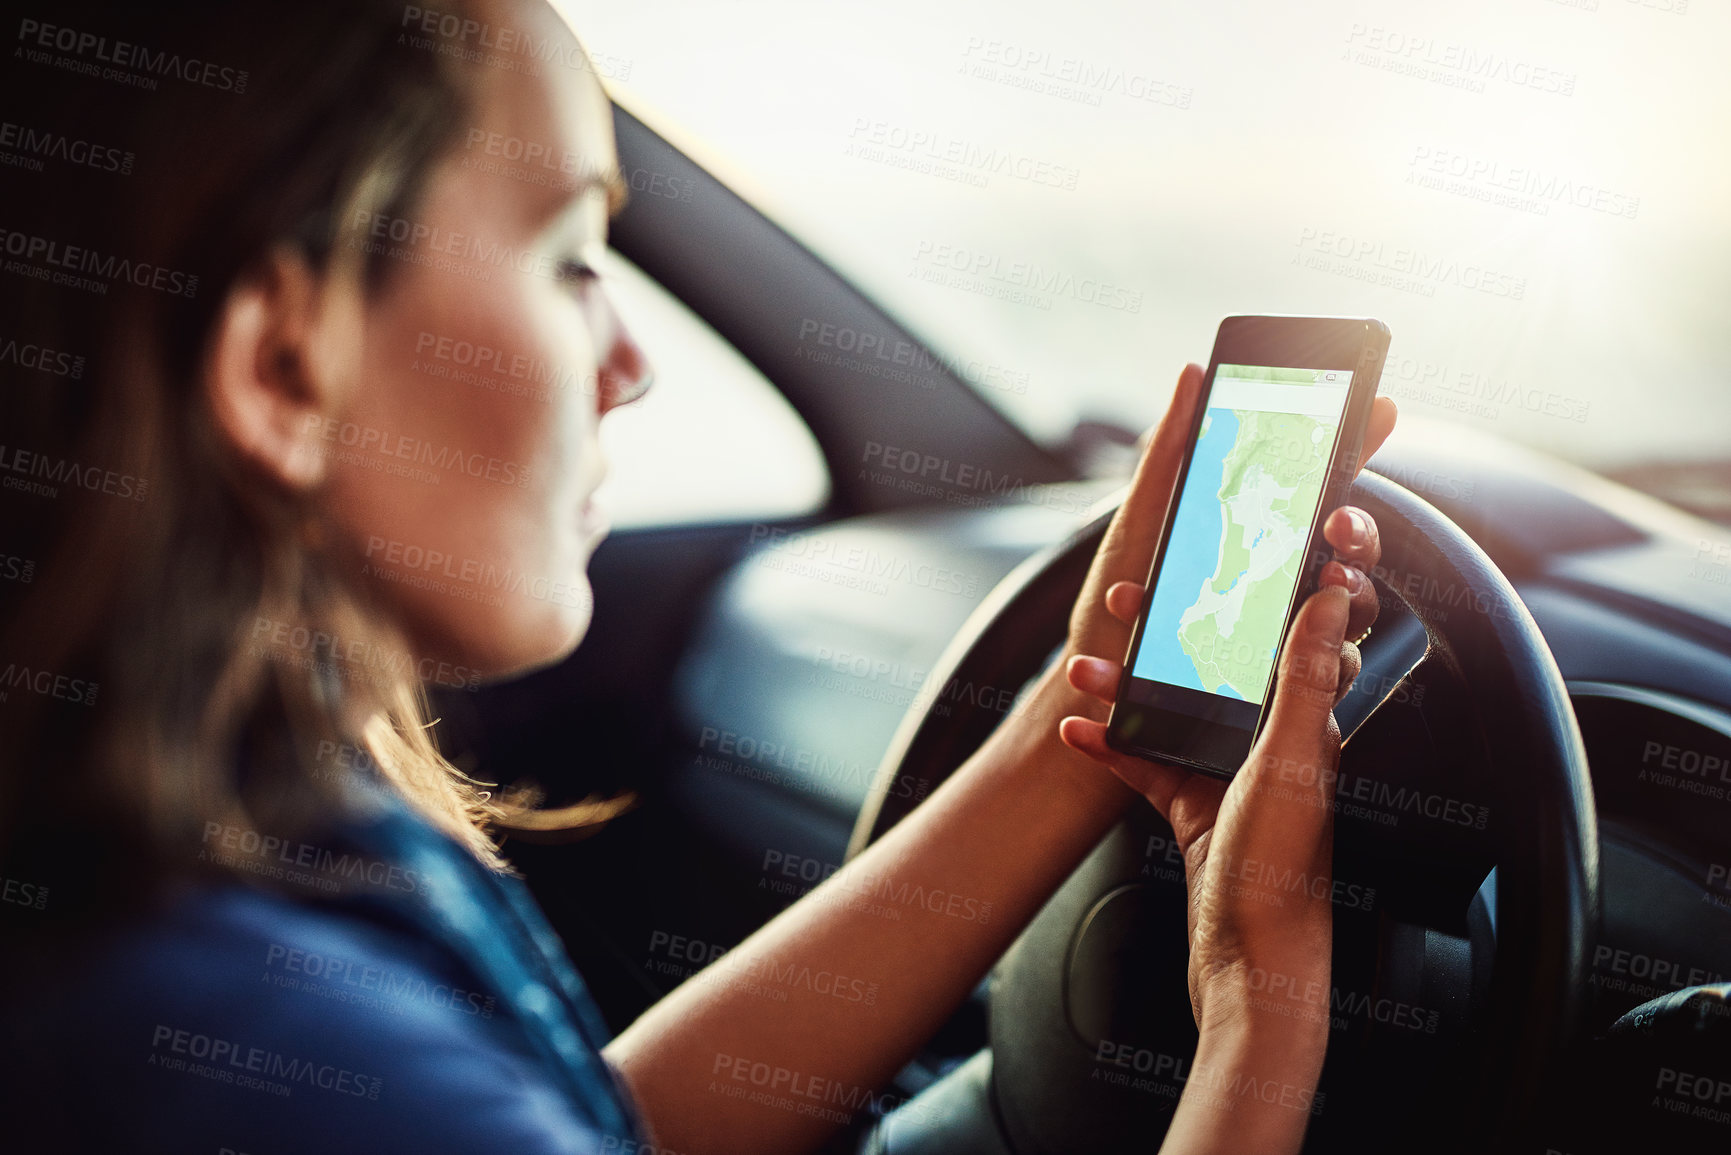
[0, 782, 648, 1154]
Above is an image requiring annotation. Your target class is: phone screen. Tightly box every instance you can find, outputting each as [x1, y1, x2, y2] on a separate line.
[1124, 363, 1354, 726]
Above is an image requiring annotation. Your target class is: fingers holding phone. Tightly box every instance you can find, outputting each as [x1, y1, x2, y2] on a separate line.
[1318, 503, 1384, 704]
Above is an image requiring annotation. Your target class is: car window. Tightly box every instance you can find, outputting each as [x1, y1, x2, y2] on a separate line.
[564, 0, 1730, 517]
[591, 247, 829, 529]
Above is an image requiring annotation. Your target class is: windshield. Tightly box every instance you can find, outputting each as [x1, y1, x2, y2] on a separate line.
[563, 0, 1730, 510]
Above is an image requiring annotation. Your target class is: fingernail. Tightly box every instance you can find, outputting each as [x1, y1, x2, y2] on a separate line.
[1347, 510, 1368, 547]
[1319, 561, 1351, 591]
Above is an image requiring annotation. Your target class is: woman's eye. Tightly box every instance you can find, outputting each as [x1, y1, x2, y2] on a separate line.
[556, 259, 598, 288]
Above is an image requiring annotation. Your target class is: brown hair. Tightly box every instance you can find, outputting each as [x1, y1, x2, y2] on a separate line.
[0, 0, 618, 919]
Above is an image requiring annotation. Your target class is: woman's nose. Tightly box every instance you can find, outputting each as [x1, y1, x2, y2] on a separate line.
[593, 290, 652, 414]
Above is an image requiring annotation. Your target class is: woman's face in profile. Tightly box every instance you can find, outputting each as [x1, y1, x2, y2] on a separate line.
[315, 0, 649, 679]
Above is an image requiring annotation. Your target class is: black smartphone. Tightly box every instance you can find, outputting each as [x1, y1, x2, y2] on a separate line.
[1106, 315, 1390, 778]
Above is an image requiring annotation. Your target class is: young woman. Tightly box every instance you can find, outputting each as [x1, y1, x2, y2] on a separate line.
[0, 1, 1395, 1152]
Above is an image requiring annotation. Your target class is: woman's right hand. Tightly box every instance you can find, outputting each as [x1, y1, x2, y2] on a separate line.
[1057, 502, 1386, 1152]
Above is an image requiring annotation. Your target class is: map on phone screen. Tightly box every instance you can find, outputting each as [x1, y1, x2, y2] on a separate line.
[1131, 365, 1351, 704]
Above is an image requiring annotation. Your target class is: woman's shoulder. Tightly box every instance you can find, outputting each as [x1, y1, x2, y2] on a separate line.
[1, 880, 632, 1153]
[67, 878, 507, 1034]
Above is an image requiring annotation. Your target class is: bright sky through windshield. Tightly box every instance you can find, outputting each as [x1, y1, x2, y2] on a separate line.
[561, 0, 1730, 471]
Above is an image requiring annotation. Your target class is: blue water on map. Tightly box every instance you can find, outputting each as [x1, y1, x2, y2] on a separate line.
[1131, 407, 1241, 696]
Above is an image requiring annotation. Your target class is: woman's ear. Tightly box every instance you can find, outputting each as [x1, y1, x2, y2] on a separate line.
[204, 246, 358, 491]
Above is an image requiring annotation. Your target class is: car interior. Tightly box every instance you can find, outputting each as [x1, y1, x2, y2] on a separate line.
[426, 6, 1731, 1152]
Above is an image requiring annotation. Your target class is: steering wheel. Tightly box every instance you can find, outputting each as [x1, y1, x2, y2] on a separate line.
[847, 470, 1599, 1154]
